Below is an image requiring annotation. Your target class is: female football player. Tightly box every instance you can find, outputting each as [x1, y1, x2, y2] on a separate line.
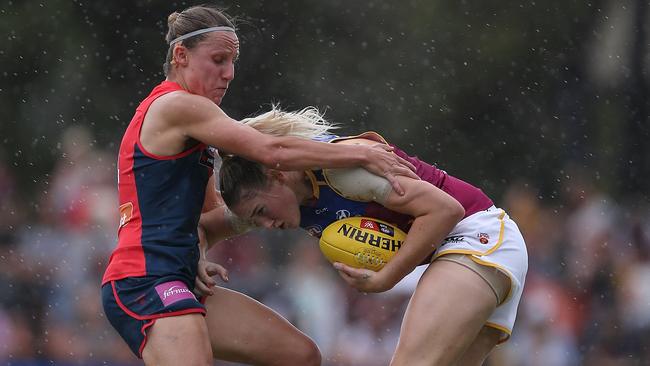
[100, 5, 416, 366]
[210, 106, 528, 366]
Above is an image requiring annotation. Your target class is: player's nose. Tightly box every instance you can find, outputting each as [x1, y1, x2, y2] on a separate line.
[222, 62, 235, 81]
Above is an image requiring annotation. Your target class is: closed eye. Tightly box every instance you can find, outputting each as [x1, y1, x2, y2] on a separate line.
[250, 205, 265, 219]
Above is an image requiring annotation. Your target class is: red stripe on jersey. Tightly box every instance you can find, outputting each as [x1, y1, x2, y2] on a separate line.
[102, 81, 187, 284]
[108, 140, 146, 280]
[102, 123, 145, 282]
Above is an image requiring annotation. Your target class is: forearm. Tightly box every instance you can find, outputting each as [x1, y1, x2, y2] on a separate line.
[381, 212, 461, 286]
[197, 224, 210, 259]
[258, 136, 369, 170]
[179, 98, 367, 171]
[198, 206, 244, 254]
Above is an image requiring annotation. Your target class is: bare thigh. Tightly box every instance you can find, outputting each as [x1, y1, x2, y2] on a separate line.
[204, 286, 321, 366]
[456, 325, 503, 366]
[390, 260, 498, 366]
[142, 313, 212, 366]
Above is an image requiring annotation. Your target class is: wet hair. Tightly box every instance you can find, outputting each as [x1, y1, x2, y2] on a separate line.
[163, 5, 236, 76]
[219, 156, 269, 208]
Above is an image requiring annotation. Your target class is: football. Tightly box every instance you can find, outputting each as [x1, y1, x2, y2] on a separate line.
[319, 216, 406, 271]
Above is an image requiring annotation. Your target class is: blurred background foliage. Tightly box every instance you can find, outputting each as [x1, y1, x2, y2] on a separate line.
[3, 0, 647, 210]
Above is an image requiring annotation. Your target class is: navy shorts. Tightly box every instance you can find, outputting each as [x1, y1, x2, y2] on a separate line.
[101, 276, 206, 358]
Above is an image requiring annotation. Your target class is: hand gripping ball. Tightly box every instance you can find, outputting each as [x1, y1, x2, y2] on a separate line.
[319, 217, 406, 271]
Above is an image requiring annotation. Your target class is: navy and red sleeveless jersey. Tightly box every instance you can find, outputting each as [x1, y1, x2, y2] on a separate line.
[102, 81, 214, 285]
[300, 132, 493, 237]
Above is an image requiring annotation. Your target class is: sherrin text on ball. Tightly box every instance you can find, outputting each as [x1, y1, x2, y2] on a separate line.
[319, 216, 406, 271]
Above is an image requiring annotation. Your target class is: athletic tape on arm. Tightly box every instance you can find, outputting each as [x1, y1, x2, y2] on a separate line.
[323, 167, 392, 205]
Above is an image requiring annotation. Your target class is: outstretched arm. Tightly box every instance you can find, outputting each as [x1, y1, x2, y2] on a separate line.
[160, 92, 417, 194]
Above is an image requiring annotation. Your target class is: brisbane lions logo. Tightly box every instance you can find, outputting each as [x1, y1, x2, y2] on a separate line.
[336, 209, 351, 220]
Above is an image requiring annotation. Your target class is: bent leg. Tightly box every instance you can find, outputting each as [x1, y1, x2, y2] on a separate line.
[456, 325, 503, 366]
[142, 313, 213, 366]
[390, 260, 498, 366]
[204, 286, 321, 366]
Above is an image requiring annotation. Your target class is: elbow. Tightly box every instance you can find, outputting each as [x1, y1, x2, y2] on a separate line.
[445, 198, 465, 224]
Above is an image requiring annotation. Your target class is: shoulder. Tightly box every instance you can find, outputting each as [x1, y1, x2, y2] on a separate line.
[155, 91, 223, 115]
[149, 91, 227, 125]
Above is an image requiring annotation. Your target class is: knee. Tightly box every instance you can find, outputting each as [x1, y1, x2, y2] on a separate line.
[291, 337, 322, 366]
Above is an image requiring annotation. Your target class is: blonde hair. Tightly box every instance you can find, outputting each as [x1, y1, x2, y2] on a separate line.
[241, 105, 337, 139]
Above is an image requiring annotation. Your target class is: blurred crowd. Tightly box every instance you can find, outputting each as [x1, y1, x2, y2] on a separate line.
[1, 126, 649, 366]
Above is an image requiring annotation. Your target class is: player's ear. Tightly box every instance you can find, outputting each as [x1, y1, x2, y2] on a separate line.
[172, 44, 189, 66]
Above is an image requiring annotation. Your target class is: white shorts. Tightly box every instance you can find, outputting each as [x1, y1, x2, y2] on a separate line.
[434, 206, 528, 342]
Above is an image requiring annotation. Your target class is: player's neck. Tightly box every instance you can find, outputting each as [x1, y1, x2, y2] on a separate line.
[166, 73, 189, 91]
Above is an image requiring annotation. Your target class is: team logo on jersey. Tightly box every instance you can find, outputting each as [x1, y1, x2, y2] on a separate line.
[119, 202, 133, 228]
[305, 225, 323, 236]
[478, 232, 490, 244]
[155, 280, 196, 307]
[199, 146, 216, 168]
[336, 209, 351, 220]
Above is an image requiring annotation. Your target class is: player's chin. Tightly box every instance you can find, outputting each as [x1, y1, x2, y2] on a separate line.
[212, 95, 224, 105]
[211, 90, 227, 104]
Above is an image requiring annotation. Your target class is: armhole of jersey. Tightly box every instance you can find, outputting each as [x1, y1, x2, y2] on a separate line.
[322, 167, 392, 205]
[135, 90, 205, 160]
[328, 131, 388, 145]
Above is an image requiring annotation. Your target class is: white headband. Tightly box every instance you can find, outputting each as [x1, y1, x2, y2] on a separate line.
[169, 26, 236, 45]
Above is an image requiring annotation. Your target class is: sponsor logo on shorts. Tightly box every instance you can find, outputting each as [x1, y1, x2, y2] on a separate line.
[154, 281, 196, 307]
[478, 232, 490, 244]
[119, 202, 133, 228]
[443, 235, 465, 244]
